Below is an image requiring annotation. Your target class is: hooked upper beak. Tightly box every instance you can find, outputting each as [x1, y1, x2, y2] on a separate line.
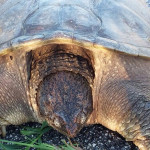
[65, 123, 78, 138]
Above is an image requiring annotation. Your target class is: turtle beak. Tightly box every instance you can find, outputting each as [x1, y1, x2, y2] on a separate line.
[55, 112, 81, 138]
[65, 123, 78, 138]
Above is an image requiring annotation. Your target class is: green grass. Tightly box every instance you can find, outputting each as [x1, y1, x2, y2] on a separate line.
[0, 122, 81, 150]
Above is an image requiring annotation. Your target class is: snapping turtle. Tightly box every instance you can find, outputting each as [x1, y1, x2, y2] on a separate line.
[0, 0, 150, 149]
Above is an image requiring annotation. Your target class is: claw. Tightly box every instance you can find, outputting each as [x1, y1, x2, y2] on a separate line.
[134, 139, 150, 150]
[0, 126, 6, 137]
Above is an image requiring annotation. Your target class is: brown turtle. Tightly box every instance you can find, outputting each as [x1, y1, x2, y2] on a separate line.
[0, 0, 150, 149]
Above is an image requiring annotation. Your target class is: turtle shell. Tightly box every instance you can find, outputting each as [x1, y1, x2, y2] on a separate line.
[0, 0, 150, 57]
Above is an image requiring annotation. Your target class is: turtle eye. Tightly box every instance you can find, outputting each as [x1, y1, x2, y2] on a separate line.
[80, 113, 86, 124]
[53, 118, 61, 128]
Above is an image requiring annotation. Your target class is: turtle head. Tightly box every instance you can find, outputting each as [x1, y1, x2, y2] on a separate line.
[37, 71, 93, 137]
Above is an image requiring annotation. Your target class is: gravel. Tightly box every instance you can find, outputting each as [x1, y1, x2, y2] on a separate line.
[0, 122, 139, 150]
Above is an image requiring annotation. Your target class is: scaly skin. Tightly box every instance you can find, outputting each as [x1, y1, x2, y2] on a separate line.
[87, 49, 150, 150]
[0, 45, 150, 150]
[0, 52, 35, 136]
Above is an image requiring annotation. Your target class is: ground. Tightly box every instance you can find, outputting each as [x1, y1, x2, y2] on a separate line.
[0, 123, 138, 150]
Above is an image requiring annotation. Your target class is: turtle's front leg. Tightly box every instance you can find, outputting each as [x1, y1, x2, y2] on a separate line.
[97, 79, 150, 150]
[116, 82, 150, 150]
[0, 54, 35, 137]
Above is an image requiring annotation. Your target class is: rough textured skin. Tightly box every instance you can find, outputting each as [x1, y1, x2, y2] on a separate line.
[0, 53, 34, 125]
[86, 50, 150, 149]
[0, 1, 150, 150]
[37, 71, 93, 137]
